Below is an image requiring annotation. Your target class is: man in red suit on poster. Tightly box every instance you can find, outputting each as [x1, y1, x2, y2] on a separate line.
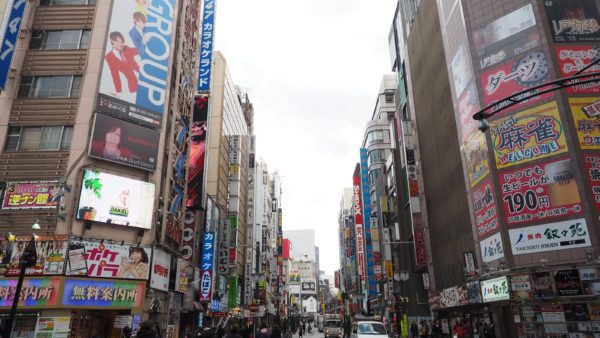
[104, 31, 140, 96]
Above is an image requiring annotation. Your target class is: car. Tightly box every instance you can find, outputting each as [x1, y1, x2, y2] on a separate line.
[324, 319, 342, 338]
[351, 321, 388, 338]
[318, 321, 324, 333]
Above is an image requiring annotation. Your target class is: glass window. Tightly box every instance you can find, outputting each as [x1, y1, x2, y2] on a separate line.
[368, 149, 386, 166]
[5, 127, 21, 151]
[367, 130, 387, 146]
[70, 76, 82, 97]
[19, 127, 43, 150]
[80, 31, 91, 49]
[61, 126, 73, 150]
[17, 77, 33, 97]
[357, 323, 387, 335]
[18, 76, 82, 98]
[4, 126, 73, 151]
[30, 30, 90, 49]
[39, 126, 63, 150]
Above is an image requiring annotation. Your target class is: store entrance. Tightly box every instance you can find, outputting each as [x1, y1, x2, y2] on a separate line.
[70, 309, 132, 338]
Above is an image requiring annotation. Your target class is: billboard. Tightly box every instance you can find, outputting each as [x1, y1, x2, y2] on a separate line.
[89, 113, 160, 171]
[569, 97, 600, 149]
[62, 279, 145, 308]
[187, 95, 209, 209]
[6, 235, 68, 276]
[0, 0, 26, 89]
[490, 101, 568, 169]
[471, 179, 499, 238]
[359, 148, 376, 295]
[1, 181, 61, 210]
[463, 131, 490, 187]
[67, 240, 152, 280]
[76, 169, 155, 229]
[584, 155, 600, 211]
[301, 279, 317, 293]
[150, 248, 170, 291]
[499, 158, 582, 225]
[353, 171, 366, 281]
[509, 218, 591, 255]
[480, 276, 510, 302]
[543, 0, 600, 43]
[480, 232, 504, 263]
[96, 0, 178, 128]
[557, 46, 600, 94]
[198, 0, 216, 91]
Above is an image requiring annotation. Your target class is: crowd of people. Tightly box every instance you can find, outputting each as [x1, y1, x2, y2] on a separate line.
[407, 319, 495, 338]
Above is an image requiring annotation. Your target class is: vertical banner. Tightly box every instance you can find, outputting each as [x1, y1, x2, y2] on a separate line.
[187, 95, 209, 209]
[199, 231, 215, 302]
[352, 167, 366, 293]
[359, 149, 376, 295]
[0, 0, 25, 89]
[198, 0, 216, 91]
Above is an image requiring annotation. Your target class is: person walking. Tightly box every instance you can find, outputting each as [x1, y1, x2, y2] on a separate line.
[431, 320, 442, 338]
[418, 320, 427, 338]
[452, 320, 467, 338]
[343, 316, 352, 338]
[256, 324, 269, 338]
[121, 326, 132, 338]
[136, 321, 158, 338]
[226, 326, 243, 338]
[299, 322, 304, 338]
[410, 321, 418, 338]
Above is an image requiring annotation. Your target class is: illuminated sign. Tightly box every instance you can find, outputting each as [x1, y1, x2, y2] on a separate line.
[481, 276, 510, 302]
[0, 278, 61, 308]
[62, 279, 145, 308]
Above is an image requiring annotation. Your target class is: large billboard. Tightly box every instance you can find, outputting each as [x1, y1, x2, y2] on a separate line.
[187, 95, 208, 209]
[150, 248, 171, 291]
[96, 0, 178, 128]
[556, 46, 600, 95]
[471, 179, 499, 239]
[1, 181, 61, 210]
[569, 97, 600, 149]
[77, 169, 155, 229]
[543, 0, 600, 43]
[6, 235, 68, 276]
[89, 113, 160, 171]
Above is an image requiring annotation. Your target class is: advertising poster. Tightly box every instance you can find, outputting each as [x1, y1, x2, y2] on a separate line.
[563, 304, 590, 321]
[455, 81, 480, 142]
[480, 51, 552, 115]
[472, 4, 539, 70]
[480, 232, 504, 263]
[67, 240, 152, 280]
[0, 277, 61, 307]
[2, 181, 61, 210]
[175, 258, 189, 293]
[471, 179, 499, 238]
[96, 0, 178, 128]
[463, 131, 490, 187]
[35, 317, 70, 338]
[509, 218, 591, 255]
[584, 155, 600, 211]
[554, 269, 583, 296]
[62, 279, 145, 308]
[89, 113, 160, 171]
[511, 273, 532, 300]
[579, 267, 600, 295]
[543, 0, 600, 43]
[6, 235, 68, 276]
[150, 248, 170, 291]
[490, 101, 568, 169]
[360, 148, 377, 294]
[531, 271, 555, 298]
[557, 46, 600, 94]
[499, 158, 582, 225]
[569, 97, 600, 149]
[480, 276, 510, 302]
[77, 169, 155, 229]
[187, 95, 209, 209]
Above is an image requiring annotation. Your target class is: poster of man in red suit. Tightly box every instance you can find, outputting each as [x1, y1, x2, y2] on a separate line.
[104, 31, 140, 96]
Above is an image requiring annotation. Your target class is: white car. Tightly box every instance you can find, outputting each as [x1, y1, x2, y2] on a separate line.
[351, 321, 388, 338]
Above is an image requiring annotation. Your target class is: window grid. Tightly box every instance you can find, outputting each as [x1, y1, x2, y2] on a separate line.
[4, 126, 73, 151]
[18, 76, 82, 98]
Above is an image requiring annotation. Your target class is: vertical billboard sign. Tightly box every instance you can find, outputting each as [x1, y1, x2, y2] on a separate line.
[150, 248, 171, 291]
[0, 0, 26, 90]
[544, 0, 600, 43]
[96, 0, 178, 128]
[584, 156, 600, 211]
[471, 179, 499, 239]
[352, 169, 366, 291]
[199, 231, 215, 302]
[359, 149, 376, 295]
[198, 0, 216, 92]
[187, 96, 209, 209]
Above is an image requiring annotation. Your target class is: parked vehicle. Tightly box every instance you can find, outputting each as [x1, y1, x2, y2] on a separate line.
[351, 321, 388, 338]
[324, 319, 342, 338]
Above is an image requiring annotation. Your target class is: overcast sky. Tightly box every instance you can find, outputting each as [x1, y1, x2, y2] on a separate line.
[214, 0, 398, 275]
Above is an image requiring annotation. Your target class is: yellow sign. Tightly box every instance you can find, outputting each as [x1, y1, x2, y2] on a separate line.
[569, 97, 600, 149]
[230, 164, 239, 176]
[490, 101, 568, 169]
[463, 131, 489, 187]
[401, 314, 408, 337]
[385, 260, 393, 278]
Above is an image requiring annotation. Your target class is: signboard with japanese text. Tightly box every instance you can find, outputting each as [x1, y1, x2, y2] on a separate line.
[464, 131, 490, 187]
[481, 276, 510, 302]
[557, 47, 600, 94]
[472, 4, 539, 71]
[198, 0, 216, 91]
[0, 277, 61, 308]
[67, 240, 152, 280]
[150, 248, 170, 291]
[509, 218, 591, 255]
[499, 158, 582, 225]
[554, 269, 583, 296]
[480, 51, 552, 115]
[471, 179, 499, 238]
[360, 149, 376, 295]
[62, 278, 145, 309]
[414, 229, 427, 266]
[480, 232, 504, 263]
[579, 267, 600, 295]
[353, 172, 366, 280]
[199, 231, 215, 302]
[569, 97, 600, 149]
[2, 181, 61, 210]
[543, 0, 600, 43]
[584, 155, 600, 211]
[455, 81, 480, 142]
[0, 0, 26, 89]
[490, 101, 568, 169]
[175, 258, 189, 293]
[7, 235, 68, 276]
[511, 273, 532, 299]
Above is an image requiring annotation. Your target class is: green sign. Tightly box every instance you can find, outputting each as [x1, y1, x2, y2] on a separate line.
[228, 276, 238, 309]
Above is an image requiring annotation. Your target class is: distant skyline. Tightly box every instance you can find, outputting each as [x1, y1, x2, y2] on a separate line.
[215, 0, 398, 275]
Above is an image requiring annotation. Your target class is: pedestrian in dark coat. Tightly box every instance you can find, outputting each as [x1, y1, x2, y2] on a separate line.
[136, 321, 158, 338]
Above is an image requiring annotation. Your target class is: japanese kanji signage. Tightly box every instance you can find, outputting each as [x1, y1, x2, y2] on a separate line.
[584, 156, 600, 211]
[490, 101, 568, 169]
[480, 232, 504, 263]
[360, 148, 377, 295]
[2, 181, 61, 210]
[557, 47, 600, 94]
[544, 0, 600, 43]
[414, 229, 427, 266]
[510, 273, 532, 299]
[7, 235, 68, 276]
[0, 277, 61, 308]
[199, 231, 215, 302]
[509, 218, 591, 255]
[198, 0, 216, 92]
[62, 278, 145, 308]
[150, 248, 170, 291]
[175, 258, 189, 293]
[480, 276, 510, 302]
[353, 171, 366, 282]
[464, 131, 490, 187]
[499, 158, 582, 225]
[570, 97, 600, 149]
[579, 267, 600, 295]
[471, 179, 499, 238]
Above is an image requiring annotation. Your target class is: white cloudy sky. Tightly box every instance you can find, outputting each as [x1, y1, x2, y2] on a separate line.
[214, 0, 398, 275]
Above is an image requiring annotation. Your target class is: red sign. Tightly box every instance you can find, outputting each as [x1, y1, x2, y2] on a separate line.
[353, 173, 366, 279]
[229, 247, 236, 264]
[471, 179, 499, 238]
[455, 82, 480, 142]
[556, 46, 600, 94]
[499, 158, 583, 225]
[584, 156, 600, 211]
[414, 229, 426, 266]
[480, 51, 553, 115]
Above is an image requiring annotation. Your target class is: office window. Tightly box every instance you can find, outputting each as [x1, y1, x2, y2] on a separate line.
[4, 126, 73, 151]
[18, 76, 82, 98]
[367, 130, 388, 146]
[40, 0, 96, 5]
[30, 30, 91, 50]
[368, 149, 386, 166]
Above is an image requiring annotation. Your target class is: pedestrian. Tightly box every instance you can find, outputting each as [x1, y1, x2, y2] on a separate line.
[154, 323, 162, 338]
[200, 327, 215, 338]
[426, 320, 433, 338]
[122, 326, 132, 338]
[227, 326, 243, 338]
[299, 322, 304, 338]
[410, 321, 418, 338]
[343, 316, 352, 338]
[483, 322, 495, 338]
[452, 320, 466, 338]
[270, 325, 282, 338]
[432, 320, 442, 338]
[256, 323, 269, 338]
[136, 321, 158, 338]
[418, 320, 427, 338]
[217, 326, 226, 338]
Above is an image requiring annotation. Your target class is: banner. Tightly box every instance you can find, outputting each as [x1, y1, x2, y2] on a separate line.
[584, 155, 600, 211]
[360, 148, 376, 295]
[175, 258, 189, 293]
[6, 235, 68, 276]
[543, 0, 600, 43]
[187, 96, 209, 209]
[198, 0, 216, 91]
[199, 232, 215, 302]
[1, 181, 61, 210]
[150, 248, 170, 291]
[67, 240, 152, 280]
[0, 0, 26, 89]
[557, 47, 600, 94]
[97, 0, 178, 128]
[490, 101, 568, 169]
[62, 278, 145, 308]
[414, 229, 427, 266]
[480, 232, 504, 263]
[471, 179, 499, 238]
[480, 276, 510, 302]
[569, 97, 600, 149]
[0, 278, 61, 308]
[509, 218, 591, 255]
[353, 171, 366, 280]
[499, 158, 582, 225]
[463, 131, 490, 187]
[511, 274, 532, 300]
[89, 113, 160, 171]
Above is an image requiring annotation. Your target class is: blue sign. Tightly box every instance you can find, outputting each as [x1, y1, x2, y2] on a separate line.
[360, 148, 376, 295]
[201, 232, 215, 271]
[62, 279, 145, 308]
[0, 0, 26, 89]
[198, 0, 216, 91]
